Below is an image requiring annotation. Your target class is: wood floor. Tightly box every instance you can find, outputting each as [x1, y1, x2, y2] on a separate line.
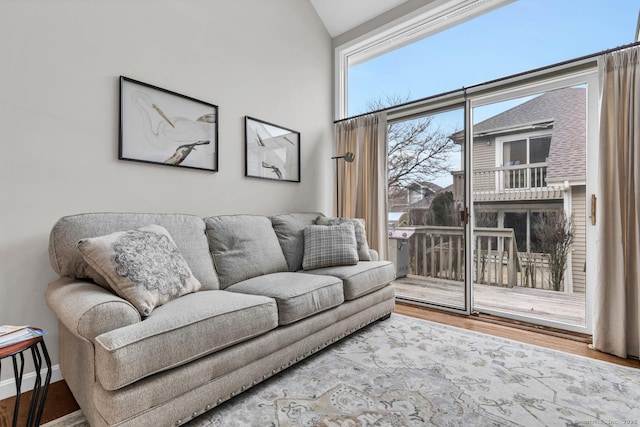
[394, 275, 586, 326]
[1, 302, 637, 426]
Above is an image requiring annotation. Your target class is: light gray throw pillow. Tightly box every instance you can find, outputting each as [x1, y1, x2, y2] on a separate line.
[77, 224, 202, 316]
[315, 217, 371, 261]
[302, 223, 359, 270]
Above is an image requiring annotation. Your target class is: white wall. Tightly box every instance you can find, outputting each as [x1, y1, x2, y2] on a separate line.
[0, 0, 333, 392]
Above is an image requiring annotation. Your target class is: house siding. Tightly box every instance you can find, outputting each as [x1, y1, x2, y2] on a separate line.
[571, 185, 587, 294]
[473, 139, 496, 191]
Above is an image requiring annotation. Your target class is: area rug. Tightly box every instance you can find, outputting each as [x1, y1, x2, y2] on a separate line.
[43, 314, 640, 426]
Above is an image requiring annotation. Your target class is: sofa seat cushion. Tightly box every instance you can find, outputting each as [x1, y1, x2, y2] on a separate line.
[225, 272, 344, 325]
[205, 215, 289, 288]
[94, 290, 278, 390]
[303, 261, 396, 300]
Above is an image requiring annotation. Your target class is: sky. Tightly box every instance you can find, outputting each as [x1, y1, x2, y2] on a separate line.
[347, 0, 639, 187]
[348, 0, 639, 117]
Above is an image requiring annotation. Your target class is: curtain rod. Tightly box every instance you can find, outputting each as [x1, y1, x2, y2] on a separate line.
[334, 40, 640, 124]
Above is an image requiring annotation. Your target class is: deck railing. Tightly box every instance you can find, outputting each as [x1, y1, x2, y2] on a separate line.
[402, 226, 558, 290]
[452, 163, 564, 203]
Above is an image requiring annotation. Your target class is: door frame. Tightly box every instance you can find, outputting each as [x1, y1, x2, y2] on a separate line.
[468, 70, 598, 334]
[389, 68, 598, 334]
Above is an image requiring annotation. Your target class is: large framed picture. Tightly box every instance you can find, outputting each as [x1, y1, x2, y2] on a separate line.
[119, 76, 218, 172]
[244, 116, 300, 182]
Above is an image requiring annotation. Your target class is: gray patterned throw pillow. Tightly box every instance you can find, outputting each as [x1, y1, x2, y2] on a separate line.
[77, 224, 202, 316]
[302, 223, 359, 270]
[315, 217, 371, 261]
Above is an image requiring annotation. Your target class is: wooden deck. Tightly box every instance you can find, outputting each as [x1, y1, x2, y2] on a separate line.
[393, 274, 586, 327]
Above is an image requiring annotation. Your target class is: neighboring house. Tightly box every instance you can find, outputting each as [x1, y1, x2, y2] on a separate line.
[450, 87, 586, 293]
[389, 181, 442, 216]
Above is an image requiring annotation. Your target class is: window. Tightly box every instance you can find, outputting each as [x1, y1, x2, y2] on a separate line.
[503, 212, 528, 252]
[503, 139, 526, 166]
[530, 136, 551, 163]
[501, 135, 551, 189]
[501, 209, 562, 253]
[339, 0, 637, 118]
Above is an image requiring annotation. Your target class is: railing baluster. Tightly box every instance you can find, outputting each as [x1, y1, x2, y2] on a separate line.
[476, 235, 482, 283]
[430, 234, 435, 278]
[413, 233, 422, 275]
[498, 242, 504, 287]
[422, 234, 429, 276]
[487, 237, 493, 285]
[508, 238, 516, 286]
[457, 236, 462, 280]
[438, 235, 444, 279]
[447, 235, 453, 280]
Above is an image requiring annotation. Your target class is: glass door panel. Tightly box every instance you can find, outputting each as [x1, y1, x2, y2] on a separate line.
[389, 106, 467, 311]
[470, 83, 588, 332]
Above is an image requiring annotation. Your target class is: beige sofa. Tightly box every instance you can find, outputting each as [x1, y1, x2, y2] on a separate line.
[46, 212, 396, 426]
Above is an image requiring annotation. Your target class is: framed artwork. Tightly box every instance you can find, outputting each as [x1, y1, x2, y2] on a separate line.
[244, 116, 300, 182]
[119, 76, 218, 172]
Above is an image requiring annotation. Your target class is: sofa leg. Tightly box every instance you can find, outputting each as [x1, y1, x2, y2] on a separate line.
[378, 313, 391, 321]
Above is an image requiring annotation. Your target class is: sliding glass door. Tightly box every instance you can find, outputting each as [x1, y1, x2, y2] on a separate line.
[389, 105, 470, 314]
[468, 74, 597, 333]
[389, 72, 597, 334]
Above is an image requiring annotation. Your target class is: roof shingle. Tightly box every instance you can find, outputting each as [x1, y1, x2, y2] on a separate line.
[472, 87, 586, 180]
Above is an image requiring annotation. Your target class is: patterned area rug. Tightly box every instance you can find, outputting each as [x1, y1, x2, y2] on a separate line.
[43, 314, 640, 426]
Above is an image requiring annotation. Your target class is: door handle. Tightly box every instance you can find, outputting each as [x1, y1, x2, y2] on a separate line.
[591, 194, 596, 225]
[460, 207, 470, 225]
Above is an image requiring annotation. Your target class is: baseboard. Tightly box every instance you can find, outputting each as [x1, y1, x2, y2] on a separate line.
[0, 364, 62, 400]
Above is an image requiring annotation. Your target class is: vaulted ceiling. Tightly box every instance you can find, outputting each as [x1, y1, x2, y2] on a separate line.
[309, 0, 409, 37]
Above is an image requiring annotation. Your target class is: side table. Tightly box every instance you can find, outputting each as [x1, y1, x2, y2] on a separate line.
[0, 329, 51, 427]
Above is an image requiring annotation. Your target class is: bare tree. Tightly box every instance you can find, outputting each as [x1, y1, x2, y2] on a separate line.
[366, 95, 458, 193]
[532, 211, 575, 291]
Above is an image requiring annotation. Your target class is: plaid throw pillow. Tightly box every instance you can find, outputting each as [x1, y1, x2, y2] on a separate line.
[315, 217, 371, 261]
[302, 223, 359, 270]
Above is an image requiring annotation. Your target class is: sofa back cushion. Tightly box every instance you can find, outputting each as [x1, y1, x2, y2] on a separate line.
[49, 213, 220, 290]
[205, 215, 288, 288]
[270, 212, 324, 271]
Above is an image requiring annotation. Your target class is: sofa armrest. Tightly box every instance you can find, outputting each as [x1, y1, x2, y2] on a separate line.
[46, 277, 141, 343]
[369, 249, 379, 261]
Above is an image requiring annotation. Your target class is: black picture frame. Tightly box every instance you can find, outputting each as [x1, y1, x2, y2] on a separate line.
[119, 76, 218, 172]
[244, 116, 300, 182]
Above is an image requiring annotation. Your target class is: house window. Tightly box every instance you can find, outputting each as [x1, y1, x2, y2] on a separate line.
[503, 212, 528, 252]
[503, 139, 526, 165]
[502, 209, 560, 253]
[502, 135, 551, 189]
[530, 136, 551, 163]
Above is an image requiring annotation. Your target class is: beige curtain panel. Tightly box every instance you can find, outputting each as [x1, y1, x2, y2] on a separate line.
[593, 45, 640, 359]
[335, 112, 389, 260]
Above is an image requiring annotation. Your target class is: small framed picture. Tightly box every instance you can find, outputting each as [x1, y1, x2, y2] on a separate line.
[119, 76, 218, 172]
[244, 116, 300, 182]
